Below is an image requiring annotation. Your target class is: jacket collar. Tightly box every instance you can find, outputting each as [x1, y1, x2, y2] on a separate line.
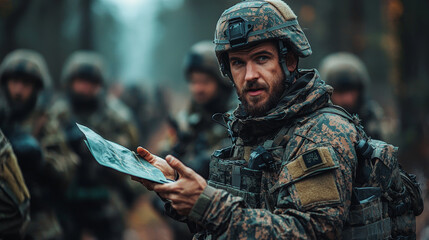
[230, 69, 333, 142]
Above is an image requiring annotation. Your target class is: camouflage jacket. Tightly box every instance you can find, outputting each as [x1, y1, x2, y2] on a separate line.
[0, 129, 30, 239]
[50, 95, 139, 206]
[187, 69, 361, 239]
[51, 96, 138, 150]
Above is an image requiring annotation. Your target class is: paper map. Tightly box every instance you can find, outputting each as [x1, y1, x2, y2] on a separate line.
[77, 123, 171, 184]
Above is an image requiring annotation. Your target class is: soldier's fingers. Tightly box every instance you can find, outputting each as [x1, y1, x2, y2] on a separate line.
[158, 192, 170, 200]
[153, 182, 180, 194]
[137, 147, 155, 163]
[165, 155, 194, 178]
[131, 176, 156, 191]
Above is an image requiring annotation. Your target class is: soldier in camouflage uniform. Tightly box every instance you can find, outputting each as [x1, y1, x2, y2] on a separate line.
[0, 49, 77, 240]
[52, 50, 139, 240]
[319, 52, 385, 140]
[132, 1, 421, 239]
[0, 129, 30, 239]
[158, 41, 236, 240]
[169, 40, 235, 179]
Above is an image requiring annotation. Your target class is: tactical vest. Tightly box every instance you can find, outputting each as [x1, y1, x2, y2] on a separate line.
[208, 105, 423, 240]
[208, 125, 290, 211]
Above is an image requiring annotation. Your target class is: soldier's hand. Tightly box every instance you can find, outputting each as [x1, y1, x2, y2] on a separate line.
[153, 155, 207, 216]
[131, 146, 176, 190]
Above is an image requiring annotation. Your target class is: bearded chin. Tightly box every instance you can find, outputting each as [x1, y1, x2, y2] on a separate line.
[240, 83, 285, 117]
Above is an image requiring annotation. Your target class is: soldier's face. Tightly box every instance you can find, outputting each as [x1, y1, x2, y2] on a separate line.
[7, 78, 35, 104]
[331, 90, 360, 113]
[189, 71, 218, 105]
[228, 41, 286, 116]
[71, 78, 101, 97]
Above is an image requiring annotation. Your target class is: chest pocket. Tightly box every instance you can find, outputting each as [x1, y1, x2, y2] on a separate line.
[208, 155, 263, 208]
[208, 142, 286, 209]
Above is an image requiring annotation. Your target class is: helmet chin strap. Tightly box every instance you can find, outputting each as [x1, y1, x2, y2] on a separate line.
[278, 40, 295, 88]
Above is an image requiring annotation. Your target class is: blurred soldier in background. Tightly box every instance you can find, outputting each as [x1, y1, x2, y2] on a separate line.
[0, 49, 76, 240]
[51, 50, 139, 240]
[154, 41, 235, 240]
[0, 129, 30, 239]
[168, 40, 235, 179]
[319, 52, 385, 139]
[111, 82, 157, 146]
[54, 51, 138, 149]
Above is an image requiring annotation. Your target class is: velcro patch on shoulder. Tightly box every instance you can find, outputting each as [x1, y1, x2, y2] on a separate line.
[287, 147, 340, 207]
[288, 147, 336, 179]
[302, 150, 323, 169]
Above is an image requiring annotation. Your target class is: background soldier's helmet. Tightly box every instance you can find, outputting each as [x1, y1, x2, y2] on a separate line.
[214, 0, 312, 79]
[0, 49, 52, 90]
[61, 51, 106, 87]
[184, 40, 231, 89]
[319, 52, 370, 92]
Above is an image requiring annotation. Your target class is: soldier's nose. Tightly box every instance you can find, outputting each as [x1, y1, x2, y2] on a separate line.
[244, 63, 259, 82]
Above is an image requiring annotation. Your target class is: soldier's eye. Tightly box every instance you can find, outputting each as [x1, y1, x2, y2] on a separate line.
[231, 60, 244, 67]
[256, 55, 269, 63]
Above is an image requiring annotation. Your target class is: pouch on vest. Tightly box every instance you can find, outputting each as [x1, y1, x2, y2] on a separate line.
[208, 154, 263, 208]
[342, 187, 391, 240]
[355, 138, 423, 238]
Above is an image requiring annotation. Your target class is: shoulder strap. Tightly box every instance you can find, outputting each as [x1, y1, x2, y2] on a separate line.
[265, 104, 364, 150]
[314, 104, 367, 138]
[316, 105, 355, 123]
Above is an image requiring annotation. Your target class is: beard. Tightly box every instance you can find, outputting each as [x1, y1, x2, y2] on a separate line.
[5, 90, 37, 122]
[238, 72, 285, 117]
[69, 91, 100, 113]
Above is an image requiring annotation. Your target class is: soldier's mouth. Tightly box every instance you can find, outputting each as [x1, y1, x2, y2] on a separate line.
[247, 88, 265, 96]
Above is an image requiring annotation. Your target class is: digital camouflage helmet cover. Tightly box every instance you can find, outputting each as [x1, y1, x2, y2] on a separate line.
[214, 0, 312, 85]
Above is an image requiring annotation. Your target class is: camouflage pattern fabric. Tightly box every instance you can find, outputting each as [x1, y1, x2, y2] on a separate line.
[51, 97, 138, 150]
[0, 129, 30, 239]
[214, 0, 312, 81]
[187, 69, 362, 239]
[13, 110, 78, 240]
[22, 110, 79, 192]
[214, 0, 311, 57]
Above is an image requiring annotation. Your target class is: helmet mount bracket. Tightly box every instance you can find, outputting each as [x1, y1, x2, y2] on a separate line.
[226, 17, 253, 49]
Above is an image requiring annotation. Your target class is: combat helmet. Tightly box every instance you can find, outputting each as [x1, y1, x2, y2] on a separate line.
[61, 51, 106, 87]
[214, 0, 312, 85]
[319, 52, 370, 92]
[0, 49, 52, 90]
[184, 40, 231, 89]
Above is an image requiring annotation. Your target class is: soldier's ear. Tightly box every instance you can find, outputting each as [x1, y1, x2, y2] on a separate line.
[286, 53, 298, 72]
